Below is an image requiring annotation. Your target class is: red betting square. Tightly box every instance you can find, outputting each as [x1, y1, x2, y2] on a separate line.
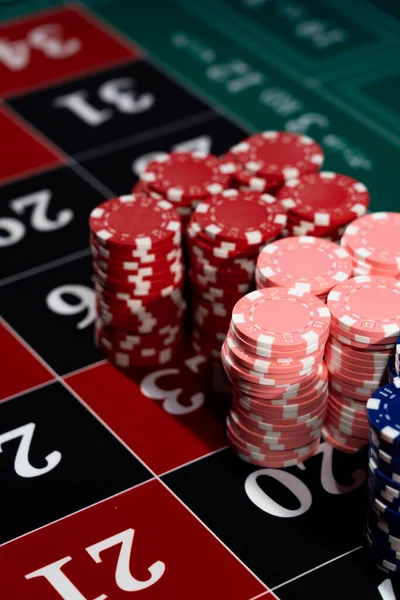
[0, 5, 139, 98]
[66, 346, 227, 474]
[0, 106, 63, 184]
[0, 321, 54, 401]
[0, 480, 266, 599]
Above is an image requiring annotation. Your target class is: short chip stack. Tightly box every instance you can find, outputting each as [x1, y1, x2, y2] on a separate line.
[186, 189, 288, 359]
[255, 236, 352, 302]
[90, 194, 185, 368]
[366, 381, 400, 574]
[222, 288, 331, 468]
[341, 212, 400, 278]
[137, 151, 236, 229]
[277, 172, 370, 240]
[323, 276, 400, 453]
[225, 131, 324, 194]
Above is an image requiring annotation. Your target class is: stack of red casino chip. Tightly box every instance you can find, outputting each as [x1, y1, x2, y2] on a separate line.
[255, 236, 353, 302]
[186, 189, 288, 359]
[89, 193, 185, 368]
[225, 131, 324, 194]
[323, 276, 400, 453]
[136, 151, 237, 229]
[341, 212, 400, 278]
[222, 288, 331, 467]
[277, 172, 370, 240]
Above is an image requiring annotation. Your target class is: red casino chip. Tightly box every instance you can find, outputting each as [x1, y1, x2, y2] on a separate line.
[89, 194, 181, 250]
[94, 261, 183, 289]
[132, 179, 150, 195]
[285, 214, 347, 239]
[141, 151, 236, 201]
[277, 172, 370, 227]
[228, 131, 324, 183]
[90, 231, 181, 260]
[100, 342, 182, 369]
[90, 189, 185, 368]
[192, 189, 287, 245]
[231, 166, 282, 193]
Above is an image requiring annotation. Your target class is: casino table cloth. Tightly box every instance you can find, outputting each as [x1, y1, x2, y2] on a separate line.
[1, 0, 400, 598]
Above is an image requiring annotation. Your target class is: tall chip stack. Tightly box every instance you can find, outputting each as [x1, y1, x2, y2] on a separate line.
[221, 288, 331, 468]
[90, 194, 185, 368]
[323, 276, 400, 453]
[255, 236, 353, 302]
[277, 172, 370, 240]
[186, 190, 287, 359]
[225, 131, 324, 194]
[137, 151, 237, 230]
[341, 212, 400, 278]
[366, 381, 400, 575]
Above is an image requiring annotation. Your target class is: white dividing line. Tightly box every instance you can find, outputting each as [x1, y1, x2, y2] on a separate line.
[271, 545, 363, 592]
[62, 359, 108, 380]
[0, 248, 92, 288]
[157, 477, 270, 594]
[0, 379, 56, 406]
[69, 161, 116, 198]
[159, 445, 228, 478]
[0, 479, 153, 549]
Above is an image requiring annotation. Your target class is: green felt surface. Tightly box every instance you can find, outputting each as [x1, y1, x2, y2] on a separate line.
[89, 0, 400, 213]
[2, 0, 399, 213]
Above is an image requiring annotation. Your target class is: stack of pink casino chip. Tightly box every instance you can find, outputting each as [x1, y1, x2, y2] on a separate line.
[222, 287, 331, 467]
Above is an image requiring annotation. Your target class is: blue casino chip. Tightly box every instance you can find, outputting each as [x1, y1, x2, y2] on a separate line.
[367, 522, 400, 554]
[368, 477, 400, 512]
[369, 457, 400, 493]
[368, 508, 400, 541]
[388, 353, 400, 384]
[367, 381, 400, 446]
[369, 443, 400, 479]
[366, 536, 400, 573]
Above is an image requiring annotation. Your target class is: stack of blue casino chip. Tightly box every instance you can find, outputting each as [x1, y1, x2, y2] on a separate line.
[367, 380, 400, 574]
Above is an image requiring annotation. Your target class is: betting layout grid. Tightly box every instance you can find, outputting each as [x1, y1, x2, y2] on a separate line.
[0, 4, 397, 600]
